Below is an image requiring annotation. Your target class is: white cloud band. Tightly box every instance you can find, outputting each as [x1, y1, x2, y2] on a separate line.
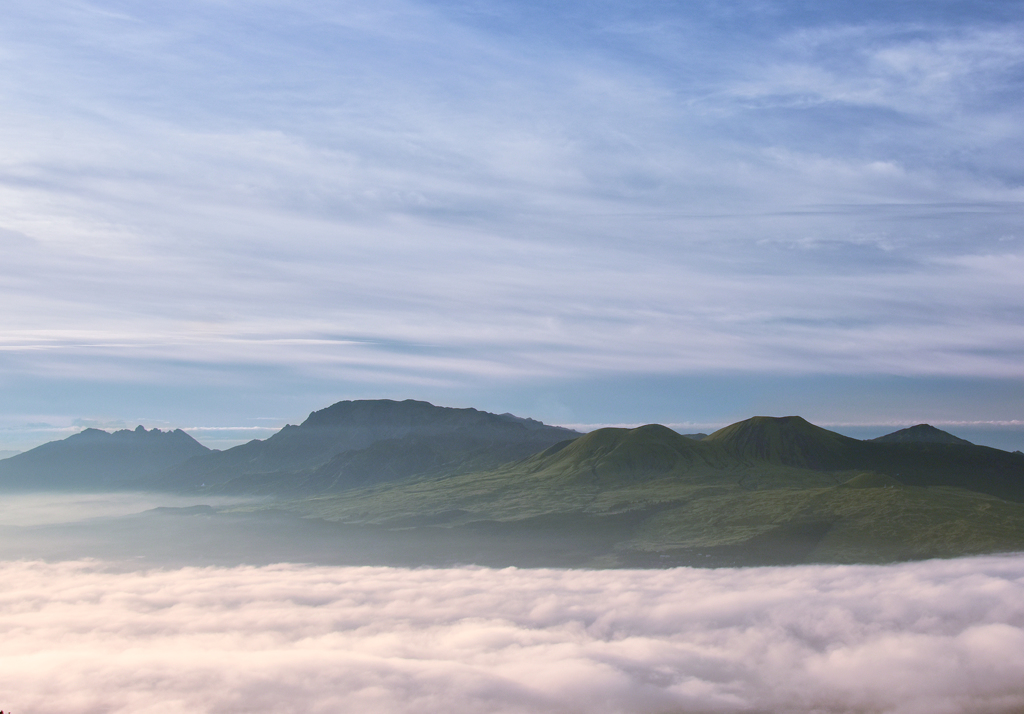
[2, 556, 1023, 713]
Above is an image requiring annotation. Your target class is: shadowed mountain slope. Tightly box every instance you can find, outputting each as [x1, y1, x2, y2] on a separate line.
[158, 399, 580, 493]
[0, 427, 209, 491]
[695, 416, 1024, 501]
[854, 440, 1024, 502]
[872, 424, 973, 445]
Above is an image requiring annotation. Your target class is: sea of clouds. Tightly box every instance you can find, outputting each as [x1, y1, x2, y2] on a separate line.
[2, 556, 1024, 714]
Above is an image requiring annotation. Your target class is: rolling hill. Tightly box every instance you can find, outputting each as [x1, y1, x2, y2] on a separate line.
[265, 415, 1024, 567]
[5, 403, 1023, 567]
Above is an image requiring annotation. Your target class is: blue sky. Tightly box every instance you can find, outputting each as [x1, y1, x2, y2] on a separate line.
[1, 0, 1023, 451]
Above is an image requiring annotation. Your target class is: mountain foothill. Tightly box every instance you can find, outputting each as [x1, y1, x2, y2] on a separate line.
[1, 399, 1022, 567]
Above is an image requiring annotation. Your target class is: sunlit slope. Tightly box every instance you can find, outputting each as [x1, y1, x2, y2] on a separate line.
[518, 424, 736, 482]
[703, 415, 865, 469]
[274, 417, 1024, 566]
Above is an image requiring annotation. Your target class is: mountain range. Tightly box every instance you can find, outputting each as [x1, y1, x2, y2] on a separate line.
[0, 426, 209, 490]
[2, 399, 1023, 567]
[157, 399, 582, 494]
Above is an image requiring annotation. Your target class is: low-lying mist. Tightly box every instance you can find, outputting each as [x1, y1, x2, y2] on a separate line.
[0, 491, 260, 527]
[2, 555, 1023, 714]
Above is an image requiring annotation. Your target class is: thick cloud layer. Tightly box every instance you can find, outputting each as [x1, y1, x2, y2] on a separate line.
[2, 556, 1023, 713]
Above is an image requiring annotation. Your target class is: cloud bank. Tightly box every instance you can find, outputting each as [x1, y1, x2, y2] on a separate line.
[2, 556, 1024, 713]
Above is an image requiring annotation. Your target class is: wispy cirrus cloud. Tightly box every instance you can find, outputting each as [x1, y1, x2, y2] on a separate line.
[0, 0, 1023, 436]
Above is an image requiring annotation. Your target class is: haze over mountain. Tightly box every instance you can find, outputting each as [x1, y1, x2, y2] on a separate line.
[4, 400, 1023, 568]
[156, 399, 581, 494]
[245, 406, 1024, 567]
[0, 426, 208, 491]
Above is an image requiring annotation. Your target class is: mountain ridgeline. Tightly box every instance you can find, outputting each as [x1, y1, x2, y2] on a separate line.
[496, 415, 1024, 502]
[2, 403, 1021, 502]
[3, 401, 1024, 567]
[279, 412, 1024, 566]
[156, 399, 582, 494]
[0, 426, 209, 491]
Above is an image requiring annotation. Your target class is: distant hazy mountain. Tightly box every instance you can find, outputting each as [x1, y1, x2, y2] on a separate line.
[157, 399, 581, 493]
[871, 424, 973, 445]
[0, 426, 210, 491]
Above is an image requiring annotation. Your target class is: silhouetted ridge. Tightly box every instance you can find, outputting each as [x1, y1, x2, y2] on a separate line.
[158, 399, 580, 493]
[704, 416, 862, 469]
[872, 424, 972, 445]
[0, 426, 209, 491]
[305, 399, 482, 428]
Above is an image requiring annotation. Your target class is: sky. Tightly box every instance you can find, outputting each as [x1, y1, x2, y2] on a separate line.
[3, 555, 1024, 713]
[1, 0, 1024, 451]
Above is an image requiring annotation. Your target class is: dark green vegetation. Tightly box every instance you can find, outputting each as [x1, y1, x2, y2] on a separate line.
[269, 415, 1024, 567]
[871, 423, 974, 446]
[3, 401, 1023, 567]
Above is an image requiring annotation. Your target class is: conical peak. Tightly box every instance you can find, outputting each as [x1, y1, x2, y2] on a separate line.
[705, 415, 828, 442]
[872, 424, 972, 445]
[523, 423, 707, 481]
[561, 423, 694, 453]
[705, 415, 858, 469]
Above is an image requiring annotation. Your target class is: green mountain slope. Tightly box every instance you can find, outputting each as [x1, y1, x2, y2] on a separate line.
[703, 415, 865, 469]
[517, 424, 731, 484]
[266, 416, 1024, 567]
[7, 403, 1022, 567]
[700, 416, 1024, 502]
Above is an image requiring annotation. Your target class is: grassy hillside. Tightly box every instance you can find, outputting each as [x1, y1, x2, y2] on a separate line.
[253, 418, 1024, 567]
[263, 464, 1024, 567]
[703, 415, 864, 469]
